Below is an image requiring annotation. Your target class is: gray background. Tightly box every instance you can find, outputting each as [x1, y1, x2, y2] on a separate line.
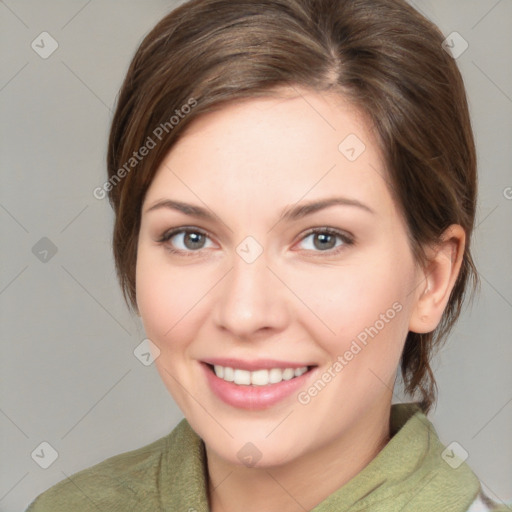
[1, 1, 511, 510]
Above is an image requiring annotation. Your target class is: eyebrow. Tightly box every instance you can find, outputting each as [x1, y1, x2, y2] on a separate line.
[144, 196, 375, 222]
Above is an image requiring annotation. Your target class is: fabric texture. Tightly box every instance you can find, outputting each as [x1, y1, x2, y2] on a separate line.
[25, 402, 508, 511]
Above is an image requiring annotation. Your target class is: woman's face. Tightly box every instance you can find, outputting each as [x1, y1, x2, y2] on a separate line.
[136, 87, 424, 468]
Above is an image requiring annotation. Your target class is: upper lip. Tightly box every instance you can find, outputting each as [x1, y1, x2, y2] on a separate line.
[202, 358, 316, 371]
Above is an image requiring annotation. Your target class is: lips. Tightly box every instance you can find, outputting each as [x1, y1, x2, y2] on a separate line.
[200, 358, 318, 410]
[202, 357, 316, 371]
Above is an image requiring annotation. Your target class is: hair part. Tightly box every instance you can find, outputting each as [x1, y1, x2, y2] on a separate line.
[107, 0, 478, 414]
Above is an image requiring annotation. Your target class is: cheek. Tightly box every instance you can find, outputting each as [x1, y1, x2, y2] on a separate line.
[135, 247, 217, 355]
[301, 263, 410, 336]
[136, 248, 185, 345]
[293, 253, 415, 377]
[135, 230, 417, 369]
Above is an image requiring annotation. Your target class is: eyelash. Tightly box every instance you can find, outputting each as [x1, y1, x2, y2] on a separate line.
[157, 226, 355, 258]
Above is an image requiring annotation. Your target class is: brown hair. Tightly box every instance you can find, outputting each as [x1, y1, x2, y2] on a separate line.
[106, 0, 478, 414]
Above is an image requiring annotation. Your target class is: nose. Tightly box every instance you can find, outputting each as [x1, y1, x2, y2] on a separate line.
[213, 248, 289, 340]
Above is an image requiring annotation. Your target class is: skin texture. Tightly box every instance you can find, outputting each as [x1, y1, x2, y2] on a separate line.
[136, 86, 465, 512]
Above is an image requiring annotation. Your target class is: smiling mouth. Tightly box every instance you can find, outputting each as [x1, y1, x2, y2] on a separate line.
[205, 363, 317, 386]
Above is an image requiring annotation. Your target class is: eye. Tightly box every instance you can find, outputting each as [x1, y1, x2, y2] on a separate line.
[296, 228, 354, 254]
[158, 227, 214, 256]
[157, 226, 354, 257]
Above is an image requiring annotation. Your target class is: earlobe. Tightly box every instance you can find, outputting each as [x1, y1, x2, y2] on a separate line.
[409, 225, 466, 334]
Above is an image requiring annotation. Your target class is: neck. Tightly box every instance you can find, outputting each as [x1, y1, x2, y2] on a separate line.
[206, 398, 392, 512]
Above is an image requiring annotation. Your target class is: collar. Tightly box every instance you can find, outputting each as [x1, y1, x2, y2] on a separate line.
[161, 403, 481, 511]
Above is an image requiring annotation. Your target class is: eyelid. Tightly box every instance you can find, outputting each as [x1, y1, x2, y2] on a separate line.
[158, 226, 211, 242]
[157, 226, 355, 256]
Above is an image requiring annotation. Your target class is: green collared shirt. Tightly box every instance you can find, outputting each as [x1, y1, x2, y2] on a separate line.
[25, 403, 507, 511]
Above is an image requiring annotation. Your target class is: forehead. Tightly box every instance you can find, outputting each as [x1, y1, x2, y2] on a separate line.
[170, 87, 378, 164]
[144, 87, 395, 221]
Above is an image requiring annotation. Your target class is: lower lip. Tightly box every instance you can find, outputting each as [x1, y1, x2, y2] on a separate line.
[201, 363, 315, 410]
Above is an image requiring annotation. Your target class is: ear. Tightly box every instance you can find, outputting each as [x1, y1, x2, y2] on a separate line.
[409, 224, 466, 334]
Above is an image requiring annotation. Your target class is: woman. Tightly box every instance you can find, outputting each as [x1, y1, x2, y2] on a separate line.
[26, 0, 508, 510]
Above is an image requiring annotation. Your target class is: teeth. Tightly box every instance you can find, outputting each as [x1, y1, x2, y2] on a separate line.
[251, 369, 269, 386]
[212, 365, 309, 386]
[268, 368, 282, 384]
[234, 369, 251, 385]
[294, 367, 308, 377]
[223, 366, 234, 382]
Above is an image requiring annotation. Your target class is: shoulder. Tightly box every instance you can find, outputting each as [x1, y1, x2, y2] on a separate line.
[24, 423, 182, 512]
